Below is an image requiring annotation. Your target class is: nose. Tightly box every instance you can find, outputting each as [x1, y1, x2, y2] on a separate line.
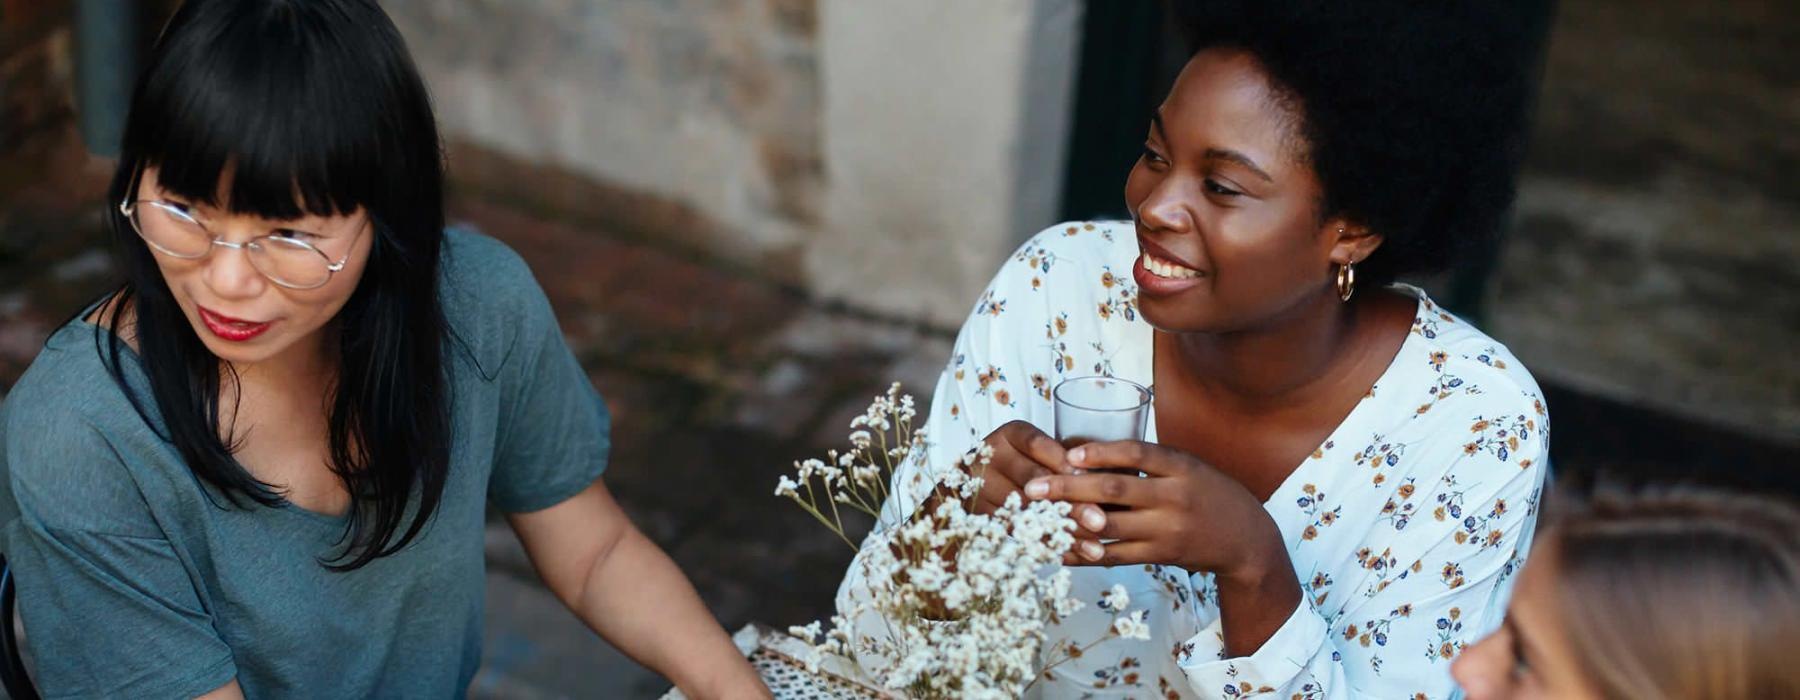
[1450, 634, 1505, 700]
[200, 238, 269, 301]
[1134, 176, 1196, 234]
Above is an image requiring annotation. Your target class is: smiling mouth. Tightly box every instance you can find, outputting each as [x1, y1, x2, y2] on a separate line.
[1141, 252, 1202, 279]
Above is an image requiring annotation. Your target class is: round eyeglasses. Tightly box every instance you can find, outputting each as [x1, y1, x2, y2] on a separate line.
[120, 198, 362, 290]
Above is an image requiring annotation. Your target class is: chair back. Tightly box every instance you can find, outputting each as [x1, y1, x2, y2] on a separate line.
[0, 556, 39, 700]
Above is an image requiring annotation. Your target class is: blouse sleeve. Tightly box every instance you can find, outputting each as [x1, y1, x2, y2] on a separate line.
[838, 231, 1061, 612]
[1175, 390, 1549, 699]
[866, 241, 1056, 535]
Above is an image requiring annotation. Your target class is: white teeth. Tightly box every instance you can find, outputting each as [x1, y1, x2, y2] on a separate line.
[1143, 254, 1200, 280]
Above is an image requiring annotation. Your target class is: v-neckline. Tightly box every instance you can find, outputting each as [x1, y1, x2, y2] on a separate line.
[1132, 286, 1428, 508]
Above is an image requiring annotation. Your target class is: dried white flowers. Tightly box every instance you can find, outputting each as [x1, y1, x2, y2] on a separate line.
[776, 383, 1151, 698]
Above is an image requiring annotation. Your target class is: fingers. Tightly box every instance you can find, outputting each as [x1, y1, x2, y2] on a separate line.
[1070, 503, 1107, 535]
[1065, 539, 1163, 567]
[1066, 440, 1185, 477]
[1065, 539, 1107, 565]
[978, 422, 1051, 484]
[997, 420, 1070, 474]
[1022, 471, 1153, 508]
[974, 477, 1014, 515]
[1086, 508, 1167, 541]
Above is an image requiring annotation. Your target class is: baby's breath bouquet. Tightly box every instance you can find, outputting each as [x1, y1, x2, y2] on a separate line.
[776, 384, 1150, 699]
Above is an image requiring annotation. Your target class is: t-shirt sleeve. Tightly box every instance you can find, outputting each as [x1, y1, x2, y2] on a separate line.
[2, 421, 236, 699]
[483, 251, 612, 513]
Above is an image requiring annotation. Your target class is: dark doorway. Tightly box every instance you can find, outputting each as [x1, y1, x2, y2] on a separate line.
[1057, 1, 1187, 223]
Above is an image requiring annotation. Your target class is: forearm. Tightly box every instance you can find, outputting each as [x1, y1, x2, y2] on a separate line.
[1214, 529, 1303, 656]
[573, 525, 764, 698]
[196, 679, 245, 700]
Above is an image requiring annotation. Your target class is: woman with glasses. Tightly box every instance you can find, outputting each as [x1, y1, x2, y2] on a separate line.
[0, 1, 767, 697]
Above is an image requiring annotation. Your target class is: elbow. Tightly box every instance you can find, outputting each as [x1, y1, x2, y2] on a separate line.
[565, 521, 634, 610]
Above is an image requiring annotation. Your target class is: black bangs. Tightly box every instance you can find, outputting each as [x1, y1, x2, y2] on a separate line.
[123, 0, 429, 222]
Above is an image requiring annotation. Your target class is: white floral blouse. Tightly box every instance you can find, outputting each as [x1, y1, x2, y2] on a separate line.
[838, 221, 1550, 699]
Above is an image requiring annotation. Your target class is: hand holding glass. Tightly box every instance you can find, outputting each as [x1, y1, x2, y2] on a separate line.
[1052, 376, 1151, 512]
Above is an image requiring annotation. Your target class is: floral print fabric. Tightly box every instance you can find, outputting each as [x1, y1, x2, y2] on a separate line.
[838, 221, 1550, 698]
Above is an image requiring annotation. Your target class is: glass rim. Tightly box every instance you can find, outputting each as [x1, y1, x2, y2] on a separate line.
[1052, 375, 1153, 413]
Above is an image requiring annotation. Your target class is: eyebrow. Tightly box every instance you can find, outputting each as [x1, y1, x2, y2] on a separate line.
[1149, 110, 1275, 184]
[1204, 148, 1274, 183]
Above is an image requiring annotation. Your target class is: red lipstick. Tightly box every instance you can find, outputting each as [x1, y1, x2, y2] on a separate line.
[197, 306, 273, 342]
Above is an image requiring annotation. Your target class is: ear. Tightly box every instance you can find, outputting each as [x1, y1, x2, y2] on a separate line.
[1323, 216, 1383, 266]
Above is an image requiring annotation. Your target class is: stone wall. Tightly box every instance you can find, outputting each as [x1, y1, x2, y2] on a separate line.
[385, 0, 825, 269]
[384, 0, 1083, 328]
[1491, 0, 1799, 439]
[809, 0, 1082, 323]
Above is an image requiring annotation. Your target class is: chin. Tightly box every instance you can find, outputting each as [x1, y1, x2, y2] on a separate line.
[200, 342, 277, 365]
[191, 327, 289, 365]
[1139, 295, 1225, 334]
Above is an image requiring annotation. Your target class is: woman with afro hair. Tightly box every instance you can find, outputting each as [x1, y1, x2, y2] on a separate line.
[840, 2, 1558, 697]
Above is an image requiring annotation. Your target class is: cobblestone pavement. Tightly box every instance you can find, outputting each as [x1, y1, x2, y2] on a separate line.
[0, 126, 951, 697]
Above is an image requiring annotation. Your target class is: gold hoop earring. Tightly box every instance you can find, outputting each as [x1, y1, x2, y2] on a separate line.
[1337, 261, 1357, 302]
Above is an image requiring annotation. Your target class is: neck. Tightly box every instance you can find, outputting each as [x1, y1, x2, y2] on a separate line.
[1165, 289, 1370, 412]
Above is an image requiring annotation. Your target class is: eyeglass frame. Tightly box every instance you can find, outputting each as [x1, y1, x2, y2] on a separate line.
[118, 197, 366, 290]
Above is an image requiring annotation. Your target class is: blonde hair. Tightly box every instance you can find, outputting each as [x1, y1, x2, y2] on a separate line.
[1545, 486, 1800, 700]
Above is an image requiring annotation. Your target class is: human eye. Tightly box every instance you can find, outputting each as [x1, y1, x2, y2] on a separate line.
[1508, 629, 1533, 679]
[157, 200, 201, 220]
[1140, 143, 1168, 166]
[269, 228, 318, 242]
[1203, 178, 1242, 197]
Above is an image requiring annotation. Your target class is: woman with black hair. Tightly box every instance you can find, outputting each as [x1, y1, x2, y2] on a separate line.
[0, 1, 766, 697]
[841, 2, 1556, 697]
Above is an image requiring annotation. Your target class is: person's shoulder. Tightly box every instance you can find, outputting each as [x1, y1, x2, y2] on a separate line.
[438, 225, 559, 379]
[1, 337, 157, 534]
[977, 220, 1138, 310]
[1405, 289, 1546, 409]
[1378, 288, 1550, 472]
[440, 224, 545, 309]
[5, 321, 128, 424]
[1010, 220, 1139, 278]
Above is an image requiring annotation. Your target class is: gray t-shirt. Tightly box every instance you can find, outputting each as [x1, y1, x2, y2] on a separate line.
[0, 227, 611, 698]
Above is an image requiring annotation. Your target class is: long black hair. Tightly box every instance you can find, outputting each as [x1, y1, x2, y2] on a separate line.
[97, 0, 451, 571]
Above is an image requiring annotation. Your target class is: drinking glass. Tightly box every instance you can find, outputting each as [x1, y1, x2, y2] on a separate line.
[1052, 376, 1152, 511]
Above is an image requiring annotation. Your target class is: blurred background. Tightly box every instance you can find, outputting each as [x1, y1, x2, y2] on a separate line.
[1, 0, 1794, 696]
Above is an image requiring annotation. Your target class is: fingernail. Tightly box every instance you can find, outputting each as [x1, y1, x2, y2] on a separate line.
[1081, 541, 1104, 560]
[1024, 479, 1048, 498]
[1081, 509, 1105, 531]
[1068, 446, 1087, 464]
